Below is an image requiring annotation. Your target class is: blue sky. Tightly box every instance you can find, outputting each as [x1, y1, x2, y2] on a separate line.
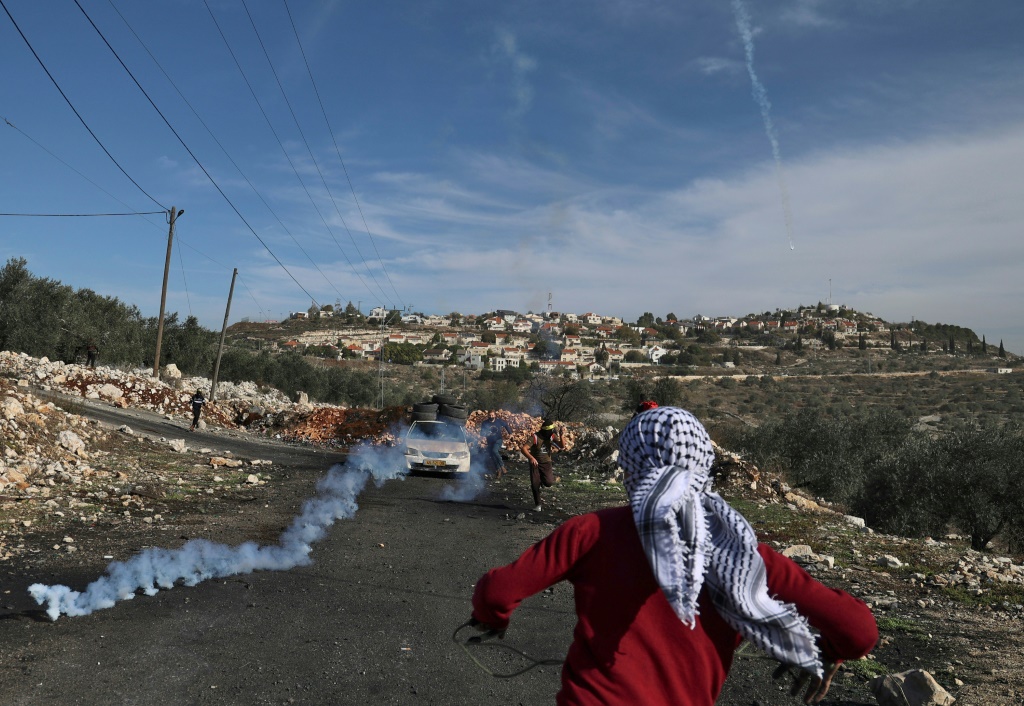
[2, 0, 1023, 352]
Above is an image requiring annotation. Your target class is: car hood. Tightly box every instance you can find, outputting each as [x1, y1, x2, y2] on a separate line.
[406, 439, 466, 453]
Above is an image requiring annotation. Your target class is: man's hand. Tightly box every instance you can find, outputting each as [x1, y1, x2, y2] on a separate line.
[468, 617, 505, 641]
[773, 661, 839, 704]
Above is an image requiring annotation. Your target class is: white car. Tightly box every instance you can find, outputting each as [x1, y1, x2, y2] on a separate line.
[403, 421, 471, 474]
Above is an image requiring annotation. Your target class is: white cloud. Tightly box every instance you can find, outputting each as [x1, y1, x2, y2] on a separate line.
[348, 124, 1024, 352]
[780, 0, 839, 28]
[492, 29, 537, 117]
[694, 56, 744, 76]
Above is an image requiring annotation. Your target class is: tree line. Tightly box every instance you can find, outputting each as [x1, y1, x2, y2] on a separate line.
[726, 407, 1024, 551]
[0, 259, 376, 406]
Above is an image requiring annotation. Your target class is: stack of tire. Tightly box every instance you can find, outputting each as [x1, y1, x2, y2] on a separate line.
[430, 394, 469, 427]
[411, 402, 438, 422]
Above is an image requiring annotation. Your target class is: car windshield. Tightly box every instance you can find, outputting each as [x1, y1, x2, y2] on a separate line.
[407, 422, 466, 442]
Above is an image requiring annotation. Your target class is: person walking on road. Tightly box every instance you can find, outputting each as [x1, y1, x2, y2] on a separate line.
[520, 418, 563, 511]
[189, 389, 206, 431]
[480, 411, 512, 479]
[474, 407, 877, 705]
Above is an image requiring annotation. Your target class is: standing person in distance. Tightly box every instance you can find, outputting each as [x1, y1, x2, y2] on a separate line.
[474, 407, 877, 705]
[85, 342, 98, 368]
[189, 389, 206, 431]
[520, 418, 564, 512]
[480, 410, 513, 479]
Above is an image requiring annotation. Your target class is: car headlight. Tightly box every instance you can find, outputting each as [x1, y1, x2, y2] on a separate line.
[404, 446, 420, 456]
[453, 450, 470, 459]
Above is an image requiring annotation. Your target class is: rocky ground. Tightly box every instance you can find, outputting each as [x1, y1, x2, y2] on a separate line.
[2, 351, 1024, 704]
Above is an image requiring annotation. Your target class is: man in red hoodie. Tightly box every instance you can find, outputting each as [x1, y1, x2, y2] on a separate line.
[473, 407, 877, 705]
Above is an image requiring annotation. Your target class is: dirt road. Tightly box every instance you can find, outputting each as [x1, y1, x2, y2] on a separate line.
[0, 401, 878, 705]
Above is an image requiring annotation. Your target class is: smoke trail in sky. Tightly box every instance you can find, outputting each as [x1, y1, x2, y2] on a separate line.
[29, 441, 409, 621]
[731, 0, 796, 250]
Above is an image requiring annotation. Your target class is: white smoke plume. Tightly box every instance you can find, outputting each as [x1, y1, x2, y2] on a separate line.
[438, 457, 488, 503]
[731, 0, 797, 251]
[29, 441, 409, 621]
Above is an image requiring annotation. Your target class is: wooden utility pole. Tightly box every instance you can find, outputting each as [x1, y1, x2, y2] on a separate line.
[210, 267, 237, 402]
[152, 207, 183, 377]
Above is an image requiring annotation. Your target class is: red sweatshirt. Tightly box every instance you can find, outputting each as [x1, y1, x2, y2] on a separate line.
[473, 506, 877, 706]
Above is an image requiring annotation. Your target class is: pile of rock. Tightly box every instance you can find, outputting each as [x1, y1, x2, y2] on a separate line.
[0, 352, 235, 426]
[178, 374, 290, 406]
[926, 552, 1024, 594]
[465, 409, 576, 454]
[0, 380, 120, 561]
[244, 405, 409, 447]
[0, 381, 106, 497]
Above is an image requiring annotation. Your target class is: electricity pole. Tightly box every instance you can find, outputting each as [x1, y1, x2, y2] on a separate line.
[152, 207, 183, 377]
[210, 268, 237, 401]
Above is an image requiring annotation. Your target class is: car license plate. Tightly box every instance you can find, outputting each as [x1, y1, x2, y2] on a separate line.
[424, 459, 447, 467]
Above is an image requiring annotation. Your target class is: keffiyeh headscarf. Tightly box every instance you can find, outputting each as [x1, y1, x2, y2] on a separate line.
[619, 407, 822, 676]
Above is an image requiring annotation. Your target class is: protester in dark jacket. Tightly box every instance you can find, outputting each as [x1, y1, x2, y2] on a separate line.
[189, 390, 206, 431]
[520, 418, 563, 511]
[480, 411, 513, 478]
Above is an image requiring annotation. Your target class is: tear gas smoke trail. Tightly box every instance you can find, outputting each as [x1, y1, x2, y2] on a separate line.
[438, 458, 487, 503]
[731, 0, 796, 251]
[29, 441, 409, 621]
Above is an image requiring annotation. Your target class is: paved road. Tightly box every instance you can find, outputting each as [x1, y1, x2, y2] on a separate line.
[0, 397, 874, 705]
[0, 400, 574, 705]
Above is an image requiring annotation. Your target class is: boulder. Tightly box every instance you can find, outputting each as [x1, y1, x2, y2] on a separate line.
[96, 384, 124, 400]
[781, 544, 834, 569]
[210, 457, 243, 468]
[168, 439, 188, 453]
[1, 397, 25, 421]
[784, 492, 829, 513]
[878, 555, 904, 569]
[782, 544, 817, 561]
[869, 669, 955, 706]
[58, 430, 85, 455]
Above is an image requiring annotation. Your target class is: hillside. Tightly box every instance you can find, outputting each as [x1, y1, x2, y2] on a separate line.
[1, 350, 1023, 703]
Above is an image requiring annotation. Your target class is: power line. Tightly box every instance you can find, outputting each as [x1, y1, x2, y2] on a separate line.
[0, 0, 165, 209]
[175, 224, 193, 318]
[282, 0, 404, 307]
[0, 211, 164, 217]
[5, 109, 271, 324]
[237, 274, 269, 321]
[70, 0, 321, 308]
[105, 0, 348, 307]
[238, 0, 396, 308]
[3, 113, 153, 213]
[202, 0, 380, 310]
[3, 111, 243, 283]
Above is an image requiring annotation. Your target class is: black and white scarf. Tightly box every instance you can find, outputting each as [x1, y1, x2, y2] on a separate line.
[619, 407, 822, 676]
